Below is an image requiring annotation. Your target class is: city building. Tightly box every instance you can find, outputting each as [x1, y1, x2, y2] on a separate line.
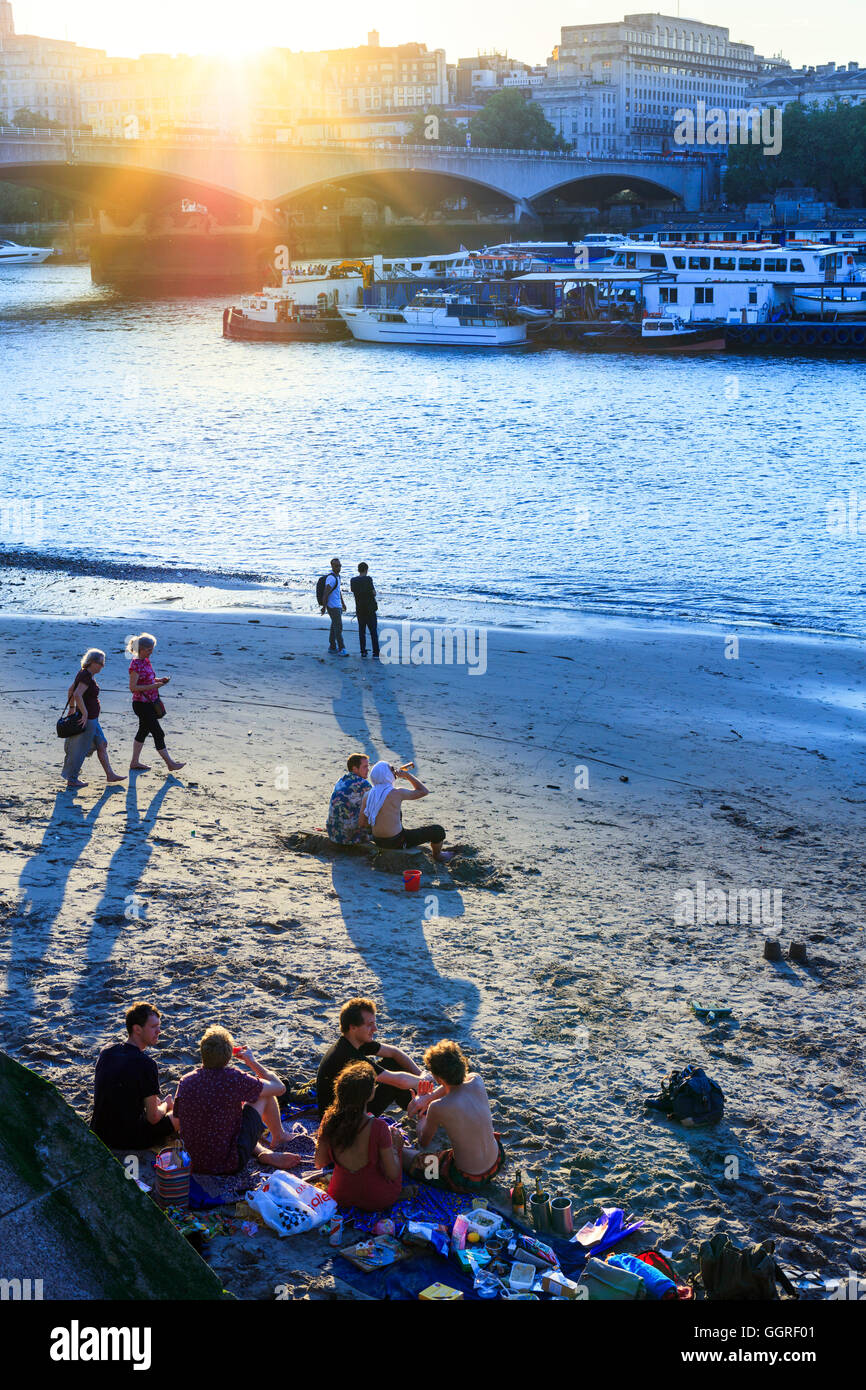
[747, 60, 866, 112]
[315, 36, 448, 115]
[534, 12, 768, 155]
[79, 53, 232, 138]
[454, 52, 543, 104]
[0, 0, 104, 126]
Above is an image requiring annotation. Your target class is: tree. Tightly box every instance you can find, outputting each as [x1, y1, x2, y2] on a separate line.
[469, 89, 568, 152]
[725, 100, 866, 206]
[403, 107, 465, 147]
[12, 108, 65, 130]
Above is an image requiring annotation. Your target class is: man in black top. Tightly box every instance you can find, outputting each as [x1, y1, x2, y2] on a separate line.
[90, 1001, 178, 1149]
[349, 562, 379, 659]
[315, 996, 423, 1118]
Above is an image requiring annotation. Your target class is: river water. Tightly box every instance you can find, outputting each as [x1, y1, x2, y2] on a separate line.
[1, 264, 865, 637]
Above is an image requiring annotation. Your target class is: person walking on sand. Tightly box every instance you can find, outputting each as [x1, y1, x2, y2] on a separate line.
[126, 633, 185, 773]
[320, 557, 348, 656]
[61, 648, 125, 789]
[360, 761, 453, 862]
[350, 562, 379, 659]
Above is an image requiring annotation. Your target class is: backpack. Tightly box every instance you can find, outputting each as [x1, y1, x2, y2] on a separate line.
[649, 1064, 724, 1126]
[699, 1234, 797, 1301]
[315, 574, 334, 607]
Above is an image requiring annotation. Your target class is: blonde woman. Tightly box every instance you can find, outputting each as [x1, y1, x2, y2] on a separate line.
[61, 648, 125, 789]
[126, 633, 185, 773]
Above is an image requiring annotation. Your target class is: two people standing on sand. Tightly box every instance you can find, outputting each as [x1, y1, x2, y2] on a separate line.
[320, 557, 380, 659]
[61, 633, 184, 788]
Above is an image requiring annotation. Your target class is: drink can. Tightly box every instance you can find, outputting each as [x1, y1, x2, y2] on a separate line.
[329, 1216, 344, 1247]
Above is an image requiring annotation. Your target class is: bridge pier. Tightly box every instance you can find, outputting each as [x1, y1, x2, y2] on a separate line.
[89, 206, 283, 291]
[513, 196, 542, 226]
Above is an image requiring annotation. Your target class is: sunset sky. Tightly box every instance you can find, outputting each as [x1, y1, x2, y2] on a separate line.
[10, 1, 864, 70]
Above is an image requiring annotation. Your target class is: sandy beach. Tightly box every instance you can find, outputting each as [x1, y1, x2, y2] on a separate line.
[1, 598, 864, 1296]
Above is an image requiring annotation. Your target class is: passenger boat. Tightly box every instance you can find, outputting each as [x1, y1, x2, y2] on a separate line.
[222, 262, 365, 341]
[338, 288, 528, 347]
[0, 238, 54, 265]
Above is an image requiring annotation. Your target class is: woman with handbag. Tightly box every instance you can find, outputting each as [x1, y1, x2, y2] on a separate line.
[126, 633, 185, 773]
[61, 648, 126, 789]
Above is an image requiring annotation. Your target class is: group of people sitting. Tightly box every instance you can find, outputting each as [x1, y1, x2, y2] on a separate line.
[90, 998, 503, 1211]
[326, 752, 453, 863]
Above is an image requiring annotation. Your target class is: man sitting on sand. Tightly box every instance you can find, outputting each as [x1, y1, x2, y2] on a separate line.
[174, 1026, 300, 1175]
[407, 1039, 505, 1193]
[360, 761, 453, 863]
[326, 753, 371, 844]
[90, 1001, 178, 1150]
[316, 997, 424, 1119]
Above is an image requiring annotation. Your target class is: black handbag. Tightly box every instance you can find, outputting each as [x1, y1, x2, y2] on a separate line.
[153, 698, 166, 719]
[56, 701, 84, 739]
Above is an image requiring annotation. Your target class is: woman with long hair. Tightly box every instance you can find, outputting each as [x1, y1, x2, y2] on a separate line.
[126, 633, 185, 773]
[61, 648, 126, 790]
[314, 1061, 416, 1210]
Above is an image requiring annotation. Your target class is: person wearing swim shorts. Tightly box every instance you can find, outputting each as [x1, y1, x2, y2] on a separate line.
[407, 1039, 505, 1193]
[359, 761, 453, 862]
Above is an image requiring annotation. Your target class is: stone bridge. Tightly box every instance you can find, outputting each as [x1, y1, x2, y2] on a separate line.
[0, 130, 711, 218]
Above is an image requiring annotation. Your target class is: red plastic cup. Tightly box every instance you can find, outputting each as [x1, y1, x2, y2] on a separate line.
[403, 869, 422, 892]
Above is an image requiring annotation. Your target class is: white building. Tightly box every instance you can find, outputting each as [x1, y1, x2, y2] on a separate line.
[534, 12, 767, 155]
[747, 60, 866, 112]
[0, 0, 104, 127]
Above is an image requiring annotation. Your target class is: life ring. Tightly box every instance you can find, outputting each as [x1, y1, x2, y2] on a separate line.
[818, 328, 835, 346]
[547, 324, 564, 344]
[802, 327, 818, 347]
[786, 327, 802, 346]
[739, 326, 755, 346]
[834, 326, 852, 346]
[851, 326, 866, 346]
[770, 326, 787, 345]
[755, 328, 770, 345]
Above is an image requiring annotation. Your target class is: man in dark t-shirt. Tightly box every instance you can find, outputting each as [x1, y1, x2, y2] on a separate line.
[315, 996, 423, 1118]
[349, 563, 379, 659]
[90, 1001, 177, 1150]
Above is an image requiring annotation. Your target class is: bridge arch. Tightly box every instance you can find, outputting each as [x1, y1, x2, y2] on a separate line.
[276, 164, 521, 211]
[0, 160, 259, 217]
[531, 169, 687, 208]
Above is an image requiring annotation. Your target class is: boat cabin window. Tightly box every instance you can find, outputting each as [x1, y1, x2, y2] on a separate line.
[659, 287, 678, 304]
[644, 322, 658, 332]
[763, 257, 788, 272]
[748, 289, 758, 305]
[688, 256, 710, 270]
[739, 256, 762, 271]
[625, 253, 637, 268]
[649, 253, 667, 268]
[713, 256, 736, 270]
[789, 258, 805, 272]
[658, 322, 674, 332]
[671, 255, 686, 270]
[694, 287, 714, 304]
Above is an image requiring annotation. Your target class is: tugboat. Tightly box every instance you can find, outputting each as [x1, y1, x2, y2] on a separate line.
[222, 261, 369, 342]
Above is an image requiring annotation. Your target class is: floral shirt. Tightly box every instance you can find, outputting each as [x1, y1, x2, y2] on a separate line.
[129, 657, 159, 703]
[326, 773, 371, 844]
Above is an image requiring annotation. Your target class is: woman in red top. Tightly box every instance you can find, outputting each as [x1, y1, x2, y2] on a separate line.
[314, 1062, 417, 1211]
[125, 632, 185, 773]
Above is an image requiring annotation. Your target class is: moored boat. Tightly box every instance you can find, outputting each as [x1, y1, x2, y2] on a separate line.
[339, 288, 528, 348]
[580, 316, 726, 352]
[0, 238, 54, 266]
[222, 261, 366, 341]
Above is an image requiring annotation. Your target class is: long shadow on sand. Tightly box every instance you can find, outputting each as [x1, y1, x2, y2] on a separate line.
[329, 857, 480, 1043]
[330, 665, 416, 767]
[3, 786, 119, 1038]
[68, 772, 179, 1008]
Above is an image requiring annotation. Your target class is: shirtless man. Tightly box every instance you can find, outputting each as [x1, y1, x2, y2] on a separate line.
[360, 761, 453, 863]
[407, 1039, 505, 1193]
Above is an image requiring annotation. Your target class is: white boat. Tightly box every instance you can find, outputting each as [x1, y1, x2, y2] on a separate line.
[791, 288, 866, 318]
[0, 238, 54, 265]
[338, 289, 527, 347]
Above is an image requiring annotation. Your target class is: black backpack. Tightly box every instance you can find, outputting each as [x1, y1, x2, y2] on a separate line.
[650, 1064, 724, 1126]
[315, 574, 333, 607]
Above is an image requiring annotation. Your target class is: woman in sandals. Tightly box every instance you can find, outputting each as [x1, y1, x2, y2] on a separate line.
[61, 648, 125, 789]
[126, 633, 185, 773]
